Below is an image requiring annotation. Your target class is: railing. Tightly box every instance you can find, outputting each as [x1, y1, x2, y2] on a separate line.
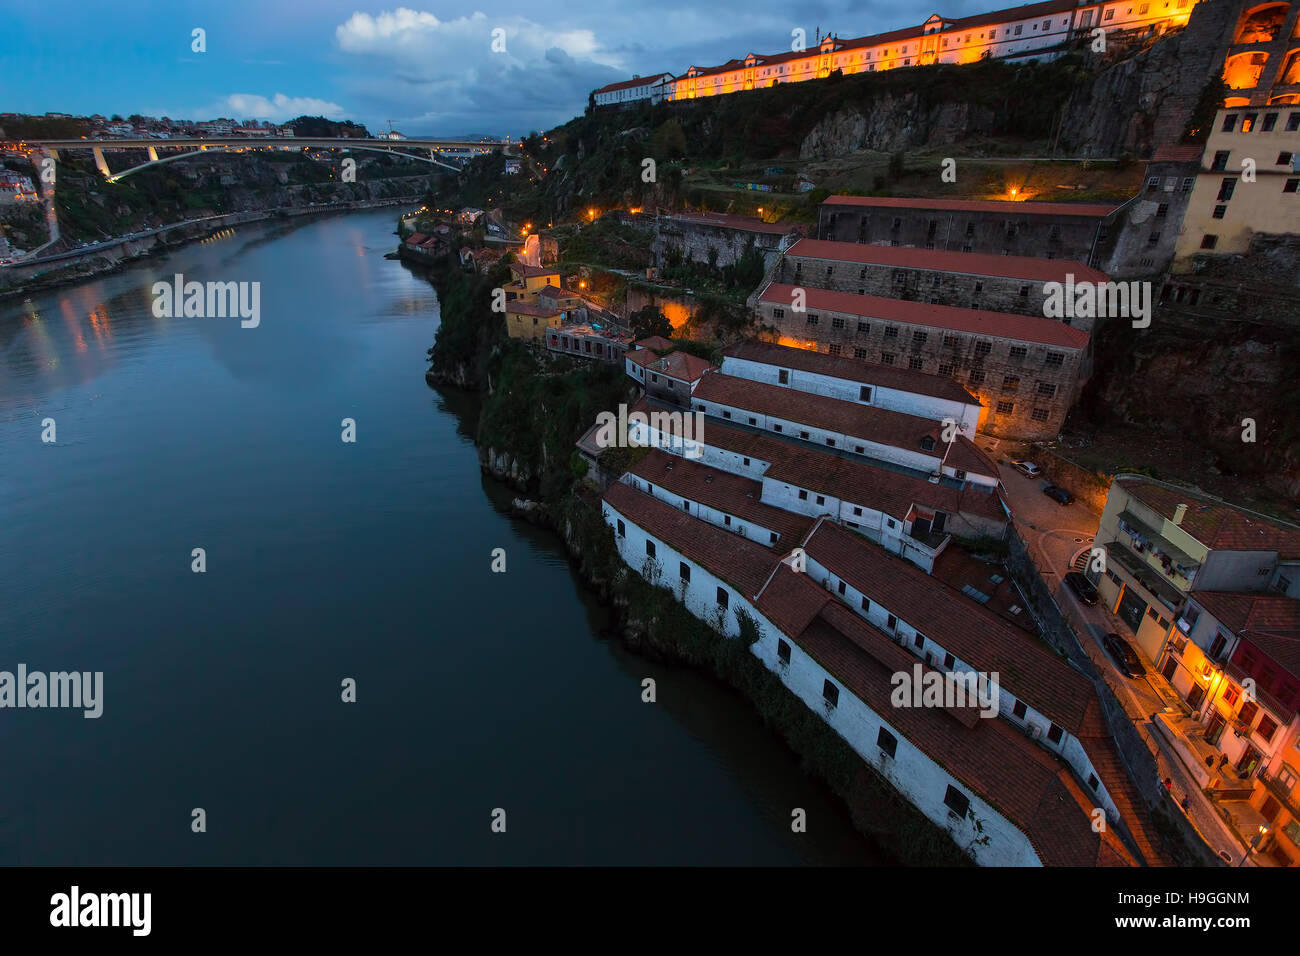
[1258, 768, 1300, 820]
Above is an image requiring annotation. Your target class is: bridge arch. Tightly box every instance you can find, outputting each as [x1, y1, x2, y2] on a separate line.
[103, 143, 466, 182]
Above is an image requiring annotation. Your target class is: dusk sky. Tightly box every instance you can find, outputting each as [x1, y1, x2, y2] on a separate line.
[1, 0, 1000, 136]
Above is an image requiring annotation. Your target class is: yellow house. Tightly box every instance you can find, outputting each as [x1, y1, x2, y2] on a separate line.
[1172, 105, 1300, 271]
[507, 263, 562, 303]
[505, 301, 563, 341]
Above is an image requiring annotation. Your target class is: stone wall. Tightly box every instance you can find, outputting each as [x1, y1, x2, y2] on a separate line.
[818, 202, 1105, 265]
[758, 301, 1088, 440]
[776, 252, 1087, 328]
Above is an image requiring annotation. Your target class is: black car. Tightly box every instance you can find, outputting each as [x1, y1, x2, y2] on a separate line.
[1064, 571, 1099, 605]
[1103, 632, 1145, 678]
[1043, 484, 1075, 506]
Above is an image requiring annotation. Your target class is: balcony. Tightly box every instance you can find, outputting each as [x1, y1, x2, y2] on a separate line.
[1103, 541, 1186, 614]
[1259, 768, 1300, 821]
[1117, 511, 1201, 590]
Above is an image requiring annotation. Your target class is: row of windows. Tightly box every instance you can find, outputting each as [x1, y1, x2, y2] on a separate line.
[1221, 111, 1300, 134]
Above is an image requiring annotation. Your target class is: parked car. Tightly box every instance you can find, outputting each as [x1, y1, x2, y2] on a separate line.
[1043, 484, 1075, 505]
[1064, 571, 1099, 605]
[1103, 632, 1145, 678]
[1011, 459, 1041, 478]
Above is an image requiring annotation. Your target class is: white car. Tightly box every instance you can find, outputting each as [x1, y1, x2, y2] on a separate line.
[1011, 459, 1042, 478]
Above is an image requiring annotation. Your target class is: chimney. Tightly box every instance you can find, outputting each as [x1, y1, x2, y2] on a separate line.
[1173, 503, 1188, 526]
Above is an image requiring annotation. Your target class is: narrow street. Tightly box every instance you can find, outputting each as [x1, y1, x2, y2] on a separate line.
[994, 456, 1257, 865]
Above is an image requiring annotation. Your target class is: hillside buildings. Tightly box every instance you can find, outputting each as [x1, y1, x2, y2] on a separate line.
[653, 212, 804, 270]
[591, 342, 1171, 864]
[1089, 475, 1300, 864]
[1171, 104, 1300, 270]
[592, 0, 1203, 107]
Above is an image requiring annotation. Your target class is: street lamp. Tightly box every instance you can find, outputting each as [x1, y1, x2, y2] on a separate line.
[1238, 824, 1269, 866]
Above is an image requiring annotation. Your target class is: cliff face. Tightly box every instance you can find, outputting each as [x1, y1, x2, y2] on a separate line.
[797, 0, 1238, 160]
[1081, 316, 1300, 502]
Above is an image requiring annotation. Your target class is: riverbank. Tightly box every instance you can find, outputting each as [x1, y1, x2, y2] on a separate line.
[0, 195, 421, 302]
[422, 253, 971, 866]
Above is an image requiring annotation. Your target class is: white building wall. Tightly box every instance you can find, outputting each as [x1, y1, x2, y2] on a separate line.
[802, 551, 1119, 823]
[720, 355, 981, 437]
[620, 473, 783, 547]
[602, 499, 1045, 866]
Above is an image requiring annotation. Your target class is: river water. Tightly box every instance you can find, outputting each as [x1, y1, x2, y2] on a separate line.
[0, 210, 883, 865]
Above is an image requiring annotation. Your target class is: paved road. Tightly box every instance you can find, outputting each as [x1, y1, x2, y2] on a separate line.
[994, 455, 1256, 864]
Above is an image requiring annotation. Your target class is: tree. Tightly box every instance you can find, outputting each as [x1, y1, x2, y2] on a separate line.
[652, 119, 688, 160]
[630, 304, 672, 340]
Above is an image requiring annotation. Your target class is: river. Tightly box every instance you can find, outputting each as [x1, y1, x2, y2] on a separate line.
[0, 210, 883, 865]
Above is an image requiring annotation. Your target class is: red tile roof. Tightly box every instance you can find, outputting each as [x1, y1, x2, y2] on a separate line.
[606, 481, 1138, 866]
[509, 262, 561, 278]
[802, 519, 1095, 732]
[593, 74, 674, 94]
[723, 339, 979, 405]
[506, 301, 562, 318]
[625, 450, 815, 546]
[661, 211, 802, 237]
[603, 481, 777, 597]
[822, 195, 1120, 218]
[753, 565, 1136, 866]
[759, 282, 1090, 349]
[628, 349, 715, 383]
[693, 372, 997, 478]
[1152, 145, 1204, 163]
[633, 336, 676, 353]
[631, 397, 1007, 526]
[1117, 478, 1300, 559]
[784, 238, 1110, 284]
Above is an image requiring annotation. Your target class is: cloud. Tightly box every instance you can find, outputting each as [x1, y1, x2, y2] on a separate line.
[215, 93, 348, 122]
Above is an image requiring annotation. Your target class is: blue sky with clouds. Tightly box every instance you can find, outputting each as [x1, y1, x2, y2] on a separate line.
[2, 0, 997, 136]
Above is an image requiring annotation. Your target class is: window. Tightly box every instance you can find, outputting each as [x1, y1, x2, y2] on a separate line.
[1037, 381, 1057, 397]
[914, 633, 925, 649]
[1148, 231, 1161, 245]
[886, 613, 897, 630]
[1285, 179, 1300, 194]
[1013, 700, 1027, 719]
[943, 334, 960, 347]
[853, 507, 862, 516]
[909, 356, 924, 371]
[1258, 715, 1278, 743]
[716, 587, 729, 609]
[832, 316, 845, 329]
[921, 436, 936, 451]
[938, 362, 955, 376]
[1222, 113, 1238, 133]
[1263, 112, 1278, 132]
[800, 431, 810, 440]
[1181, 177, 1194, 193]
[874, 726, 899, 757]
[798, 489, 808, 500]
[1156, 203, 1168, 219]
[645, 540, 656, 558]
[1014, 24, 1023, 35]
[974, 340, 992, 357]
[816, 495, 825, 505]
[1242, 113, 1258, 133]
[723, 514, 731, 526]
[822, 680, 839, 707]
[861, 596, 871, 611]
[1019, 285, 1030, 297]
[881, 352, 896, 365]
[679, 561, 690, 581]
[1217, 178, 1236, 202]
[837, 579, 846, 596]
[773, 308, 785, 319]
[722, 410, 731, 419]
[943, 785, 970, 818]
[965, 222, 975, 237]
[777, 639, 791, 665]
[996, 400, 1014, 414]
[806, 313, 819, 326]
[1212, 204, 1227, 219]
[1289, 113, 1300, 132]
[1211, 150, 1229, 172]
[828, 344, 842, 356]
[857, 321, 870, 333]
[1031, 407, 1050, 422]
[859, 386, 872, 402]
[1047, 723, 1063, 744]
[617, 519, 625, 537]
[1278, 152, 1293, 167]
[778, 369, 789, 384]
[884, 325, 899, 339]
[1002, 375, 1020, 392]
[854, 348, 868, 359]
[1201, 234, 1218, 250]
[913, 330, 928, 345]
[943, 653, 955, 669]
[1104, 8, 1114, 18]
[969, 369, 985, 385]
[1009, 346, 1027, 362]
